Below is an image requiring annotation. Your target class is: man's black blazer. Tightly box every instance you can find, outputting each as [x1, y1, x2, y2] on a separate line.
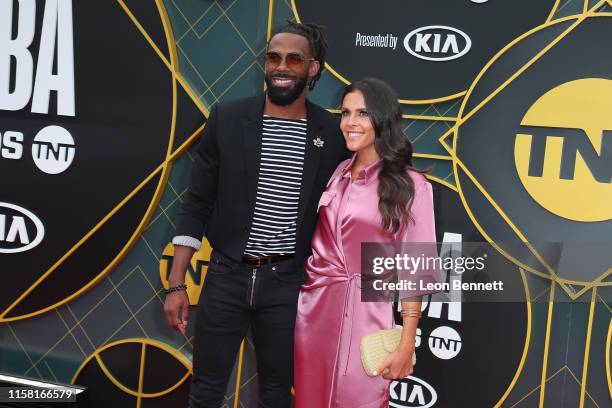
[174, 94, 348, 274]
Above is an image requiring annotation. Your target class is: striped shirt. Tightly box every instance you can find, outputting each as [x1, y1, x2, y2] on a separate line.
[244, 115, 307, 257]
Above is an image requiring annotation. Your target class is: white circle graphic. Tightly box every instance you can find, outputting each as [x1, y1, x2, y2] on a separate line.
[428, 326, 462, 359]
[31, 126, 76, 174]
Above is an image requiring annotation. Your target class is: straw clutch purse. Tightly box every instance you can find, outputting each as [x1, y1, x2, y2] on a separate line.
[360, 329, 416, 376]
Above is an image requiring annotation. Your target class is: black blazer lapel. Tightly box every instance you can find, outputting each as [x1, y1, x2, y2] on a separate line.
[296, 99, 324, 229]
[243, 95, 266, 210]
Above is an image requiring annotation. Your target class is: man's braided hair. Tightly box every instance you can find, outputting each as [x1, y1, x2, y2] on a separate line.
[270, 21, 328, 90]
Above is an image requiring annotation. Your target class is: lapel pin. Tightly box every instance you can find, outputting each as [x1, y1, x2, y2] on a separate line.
[313, 136, 324, 148]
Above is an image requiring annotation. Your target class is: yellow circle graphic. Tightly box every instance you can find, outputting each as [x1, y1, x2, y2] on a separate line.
[514, 78, 612, 222]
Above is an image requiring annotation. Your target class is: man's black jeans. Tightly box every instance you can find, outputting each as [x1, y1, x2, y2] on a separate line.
[188, 251, 302, 408]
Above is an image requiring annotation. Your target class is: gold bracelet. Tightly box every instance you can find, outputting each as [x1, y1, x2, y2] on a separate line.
[401, 308, 422, 318]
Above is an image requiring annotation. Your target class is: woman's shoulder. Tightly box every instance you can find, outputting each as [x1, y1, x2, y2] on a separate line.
[332, 158, 353, 178]
[324, 158, 352, 189]
[336, 158, 353, 171]
[407, 169, 430, 190]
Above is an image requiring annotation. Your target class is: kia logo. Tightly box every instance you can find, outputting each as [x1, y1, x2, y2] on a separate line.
[403, 25, 472, 61]
[0, 202, 45, 253]
[389, 376, 438, 408]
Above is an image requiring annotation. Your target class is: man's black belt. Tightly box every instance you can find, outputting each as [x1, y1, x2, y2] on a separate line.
[241, 254, 294, 267]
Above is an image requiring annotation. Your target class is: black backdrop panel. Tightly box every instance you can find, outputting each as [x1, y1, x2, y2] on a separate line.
[0, 1, 174, 318]
[121, 0, 172, 63]
[73, 340, 191, 408]
[6, 176, 159, 318]
[74, 359, 137, 407]
[293, 0, 557, 102]
[98, 342, 143, 392]
[141, 345, 188, 394]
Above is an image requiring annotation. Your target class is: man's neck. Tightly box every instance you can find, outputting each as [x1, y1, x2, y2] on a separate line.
[264, 92, 308, 119]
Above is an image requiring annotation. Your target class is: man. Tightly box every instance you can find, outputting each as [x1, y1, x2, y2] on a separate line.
[164, 22, 348, 407]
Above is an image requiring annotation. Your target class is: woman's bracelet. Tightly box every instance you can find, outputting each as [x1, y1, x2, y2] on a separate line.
[164, 283, 187, 294]
[401, 308, 422, 319]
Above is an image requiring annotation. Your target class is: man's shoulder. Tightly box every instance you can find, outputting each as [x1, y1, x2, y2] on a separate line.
[213, 94, 263, 117]
[307, 100, 339, 127]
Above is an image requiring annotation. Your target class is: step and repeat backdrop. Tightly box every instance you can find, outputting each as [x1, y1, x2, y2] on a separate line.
[0, 0, 610, 407]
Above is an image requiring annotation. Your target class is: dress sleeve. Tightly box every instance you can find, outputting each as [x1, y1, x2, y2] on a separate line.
[396, 179, 441, 298]
[397, 180, 435, 244]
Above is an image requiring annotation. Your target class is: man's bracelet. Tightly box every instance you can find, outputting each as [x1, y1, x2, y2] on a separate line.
[164, 284, 187, 294]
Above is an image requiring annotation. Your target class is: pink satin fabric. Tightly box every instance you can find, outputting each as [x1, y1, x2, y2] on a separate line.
[294, 155, 437, 408]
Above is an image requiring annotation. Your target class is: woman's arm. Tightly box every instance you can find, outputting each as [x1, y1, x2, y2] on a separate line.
[375, 176, 435, 379]
[399, 296, 422, 352]
[374, 296, 421, 379]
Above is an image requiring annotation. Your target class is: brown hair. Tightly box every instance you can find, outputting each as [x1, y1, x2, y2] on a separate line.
[342, 78, 422, 233]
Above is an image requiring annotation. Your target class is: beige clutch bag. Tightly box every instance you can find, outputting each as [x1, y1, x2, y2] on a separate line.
[360, 329, 416, 376]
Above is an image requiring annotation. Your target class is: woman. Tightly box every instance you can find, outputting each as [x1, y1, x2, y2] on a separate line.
[294, 78, 439, 407]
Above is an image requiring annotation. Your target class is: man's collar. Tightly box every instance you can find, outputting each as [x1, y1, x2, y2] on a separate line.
[249, 93, 316, 120]
[245, 93, 266, 121]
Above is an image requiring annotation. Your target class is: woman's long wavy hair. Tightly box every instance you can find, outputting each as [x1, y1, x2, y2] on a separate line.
[342, 78, 421, 234]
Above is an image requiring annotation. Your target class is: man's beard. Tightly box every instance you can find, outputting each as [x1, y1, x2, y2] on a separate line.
[265, 73, 309, 106]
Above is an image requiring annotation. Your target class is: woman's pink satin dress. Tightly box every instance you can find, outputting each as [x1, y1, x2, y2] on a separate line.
[294, 156, 437, 408]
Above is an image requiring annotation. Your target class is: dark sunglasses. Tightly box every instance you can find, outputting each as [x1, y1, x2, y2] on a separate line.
[264, 51, 316, 68]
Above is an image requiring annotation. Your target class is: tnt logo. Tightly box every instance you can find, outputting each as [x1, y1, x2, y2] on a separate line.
[159, 240, 212, 305]
[428, 326, 462, 360]
[514, 78, 612, 222]
[32, 125, 75, 174]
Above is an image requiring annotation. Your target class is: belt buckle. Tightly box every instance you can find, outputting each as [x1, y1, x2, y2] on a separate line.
[254, 258, 266, 267]
[243, 256, 266, 267]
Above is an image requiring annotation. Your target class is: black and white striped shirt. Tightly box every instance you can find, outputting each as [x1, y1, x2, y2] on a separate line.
[244, 115, 307, 257]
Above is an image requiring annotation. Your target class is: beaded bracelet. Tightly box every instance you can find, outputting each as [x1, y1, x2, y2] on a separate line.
[164, 283, 187, 294]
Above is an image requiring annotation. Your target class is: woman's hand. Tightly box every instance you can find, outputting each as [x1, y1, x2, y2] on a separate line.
[374, 297, 422, 379]
[374, 342, 415, 380]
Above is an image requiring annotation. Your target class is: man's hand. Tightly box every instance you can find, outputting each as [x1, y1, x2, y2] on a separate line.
[163, 245, 196, 335]
[164, 290, 190, 335]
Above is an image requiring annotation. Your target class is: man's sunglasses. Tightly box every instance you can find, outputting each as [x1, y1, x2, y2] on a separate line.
[264, 51, 316, 68]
